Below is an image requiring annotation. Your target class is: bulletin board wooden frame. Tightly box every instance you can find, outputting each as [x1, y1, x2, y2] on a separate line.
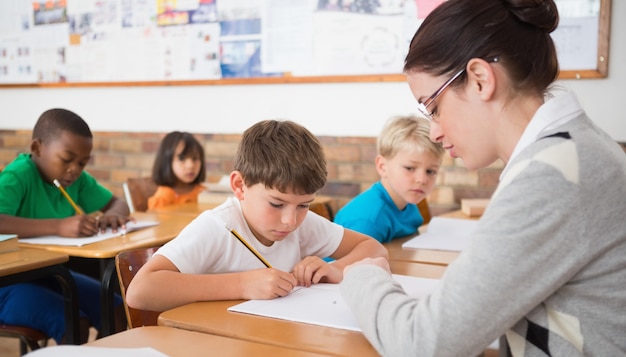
[0, 0, 611, 88]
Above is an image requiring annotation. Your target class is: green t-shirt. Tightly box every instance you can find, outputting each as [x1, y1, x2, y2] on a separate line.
[0, 153, 113, 218]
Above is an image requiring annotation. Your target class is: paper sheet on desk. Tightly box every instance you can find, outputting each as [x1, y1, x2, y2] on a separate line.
[24, 345, 168, 357]
[19, 220, 159, 247]
[402, 217, 478, 252]
[228, 274, 440, 331]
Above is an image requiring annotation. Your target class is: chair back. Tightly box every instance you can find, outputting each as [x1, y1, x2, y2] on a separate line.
[417, 198, 432, 225]
[0, 324, 48, 354]
[115, 246, 162, 328]
[309, 196, 334, 221]
[124, 177, 158, 212]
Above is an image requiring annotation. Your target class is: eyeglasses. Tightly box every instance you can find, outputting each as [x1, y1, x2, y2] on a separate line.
[416, 57, 499, 122]
[416, 68, 465, 122]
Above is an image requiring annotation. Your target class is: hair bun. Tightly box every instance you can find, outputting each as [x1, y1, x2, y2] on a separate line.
[504, 0, 559, 33]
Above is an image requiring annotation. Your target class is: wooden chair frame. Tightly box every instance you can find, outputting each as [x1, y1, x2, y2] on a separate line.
[115, 246, 162, 329]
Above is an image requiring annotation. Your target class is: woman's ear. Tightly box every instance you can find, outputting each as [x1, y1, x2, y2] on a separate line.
[466, 58, 497, 101]
[230, 171, 246, 200]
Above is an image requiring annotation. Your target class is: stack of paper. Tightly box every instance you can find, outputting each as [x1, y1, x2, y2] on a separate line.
[228, 274, 440, 331]
[401, 217, 478, 252]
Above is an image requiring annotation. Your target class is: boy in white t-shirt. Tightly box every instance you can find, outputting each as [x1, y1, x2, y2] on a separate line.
[126, 120, 388, 312]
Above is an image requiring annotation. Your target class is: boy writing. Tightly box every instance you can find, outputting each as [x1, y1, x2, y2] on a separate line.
[334, 116, 444, 243]
[0, 108, 130, 343]
[126, 120, 388, 312]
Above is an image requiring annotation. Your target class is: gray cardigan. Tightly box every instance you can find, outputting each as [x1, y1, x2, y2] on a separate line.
[340, 99, 626, 356]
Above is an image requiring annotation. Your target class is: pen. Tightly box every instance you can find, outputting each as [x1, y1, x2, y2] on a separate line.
[226, 225, 272, 268]
[53, 179, 85, 215]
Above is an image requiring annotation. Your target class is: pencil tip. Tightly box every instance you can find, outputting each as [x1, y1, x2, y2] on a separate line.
[52, 179, 61, 187]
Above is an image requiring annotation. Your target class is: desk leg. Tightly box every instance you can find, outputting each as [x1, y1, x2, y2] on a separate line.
[49, 265, 80, 345]
[100, 259, 117, 337]
[0, 265, 80, 345]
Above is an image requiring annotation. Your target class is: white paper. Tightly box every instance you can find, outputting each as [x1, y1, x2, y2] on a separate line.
[19, 220, 159, 247]
[401, 217, 478, 252]
[228, 274, 440, 331]
[24, 345, 168, 357]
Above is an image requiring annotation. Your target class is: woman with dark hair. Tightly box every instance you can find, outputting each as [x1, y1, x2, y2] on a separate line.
[340, 1, 626, 355]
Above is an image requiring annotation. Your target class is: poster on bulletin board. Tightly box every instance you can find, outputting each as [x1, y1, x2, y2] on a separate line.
[0, 0, 610, 86]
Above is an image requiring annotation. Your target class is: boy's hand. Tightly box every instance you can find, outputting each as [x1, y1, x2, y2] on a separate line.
[96, 214, 131, 233]
[58, 215, 99, 237]
[292, 256, 342, 287]
[240, 269, 297, 300]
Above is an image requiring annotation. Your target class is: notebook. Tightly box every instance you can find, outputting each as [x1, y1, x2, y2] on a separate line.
[19, 220, 159, 247]
[401, 217, 478, 252]
[228, 274, 440, 331]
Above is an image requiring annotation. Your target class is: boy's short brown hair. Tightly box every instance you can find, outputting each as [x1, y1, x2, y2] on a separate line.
[234, 120, 327, 195]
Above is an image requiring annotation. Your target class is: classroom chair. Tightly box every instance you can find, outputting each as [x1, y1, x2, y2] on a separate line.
[309, 196, 335, 221]
[115, 246, 162, 328]
[0, 324, 48, 355]
[123, 177, 158, 213]
[417, 198, 432, 225]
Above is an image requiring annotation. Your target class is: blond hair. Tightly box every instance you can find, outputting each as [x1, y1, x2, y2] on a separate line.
[377, 115, 444, 159]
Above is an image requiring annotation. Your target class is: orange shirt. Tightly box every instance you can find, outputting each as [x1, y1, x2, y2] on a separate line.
[147, 184, 206, 210]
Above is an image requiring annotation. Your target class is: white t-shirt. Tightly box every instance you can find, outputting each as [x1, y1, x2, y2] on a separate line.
[156, 197, 344, 273]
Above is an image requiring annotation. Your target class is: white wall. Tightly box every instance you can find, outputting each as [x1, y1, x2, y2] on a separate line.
[1, 1, 624, 141]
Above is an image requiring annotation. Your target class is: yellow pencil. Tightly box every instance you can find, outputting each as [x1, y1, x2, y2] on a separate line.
[53, 179, 85, 215]
[227, 226, 272, 268]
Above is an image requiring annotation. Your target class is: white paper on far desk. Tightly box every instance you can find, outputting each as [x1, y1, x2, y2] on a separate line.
[19, 220, 159, 247]
[402, 217, 479, 252]
[228, 274, 440, 331]
[24, 345, 168, 357]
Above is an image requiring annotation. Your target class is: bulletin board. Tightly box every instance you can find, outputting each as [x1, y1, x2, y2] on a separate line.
[0, 0, 611, 88]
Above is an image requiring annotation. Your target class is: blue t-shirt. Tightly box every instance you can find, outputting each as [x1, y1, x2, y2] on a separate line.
[334, 181, 423, 243]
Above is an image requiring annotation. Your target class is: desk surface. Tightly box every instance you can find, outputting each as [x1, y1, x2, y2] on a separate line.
[86, 326, 328, 357]
[159, 299, 378, 357]
[158, 261, 443, 357]
[18, 212, 195, 259]
[150, 195, 333, 217]
[0, 247, 68, 277]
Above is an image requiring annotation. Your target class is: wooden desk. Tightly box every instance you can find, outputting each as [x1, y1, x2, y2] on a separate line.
[19, 212, 194, 259]
[18, 212, 196, 337]
[148, 201, 219, 216]
[158, 261, 443, 357]
[0, 247, 80, 344]
[159, 299, 378, 357]
[150, 195, 335, 220]
[389, 260, 446, 279]
[86, 326, 328, 356]
[385, 236, 460, 266]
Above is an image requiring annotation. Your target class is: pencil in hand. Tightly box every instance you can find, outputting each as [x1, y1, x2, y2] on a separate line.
[53, 179, 85, 215]
[225, 224, 272, 268]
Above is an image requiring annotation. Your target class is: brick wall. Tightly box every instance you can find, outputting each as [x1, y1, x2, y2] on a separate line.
[2, 129, 624, 216]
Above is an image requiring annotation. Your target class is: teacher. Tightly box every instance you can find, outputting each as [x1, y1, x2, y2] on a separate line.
[340, 0, 626, 356]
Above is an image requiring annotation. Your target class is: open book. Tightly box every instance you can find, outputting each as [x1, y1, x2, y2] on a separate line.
[401, 217, 478, 252]
[19, 220, 159, 247]
[228, 274, 440, 331]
